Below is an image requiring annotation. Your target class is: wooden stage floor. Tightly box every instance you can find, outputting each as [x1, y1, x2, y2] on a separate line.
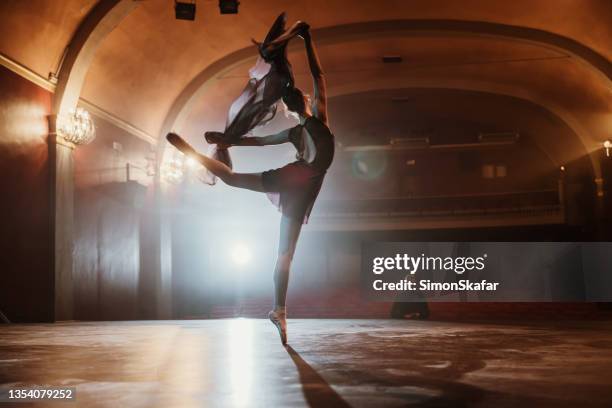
[1, 319, 612, 407]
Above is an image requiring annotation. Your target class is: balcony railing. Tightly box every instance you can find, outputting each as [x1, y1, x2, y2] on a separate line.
[315, 189, 562, 218]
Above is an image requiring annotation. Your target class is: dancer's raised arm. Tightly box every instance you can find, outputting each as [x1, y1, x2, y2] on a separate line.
[230, 128, 292, 147]
[302, 29, 328, 125]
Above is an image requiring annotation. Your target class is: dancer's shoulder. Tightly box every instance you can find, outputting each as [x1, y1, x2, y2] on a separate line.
[305, 115, 331, 133]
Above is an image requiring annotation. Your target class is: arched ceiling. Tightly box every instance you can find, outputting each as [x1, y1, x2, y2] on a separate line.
[1, 0, 611, 160]
[0, 0, 98, 78]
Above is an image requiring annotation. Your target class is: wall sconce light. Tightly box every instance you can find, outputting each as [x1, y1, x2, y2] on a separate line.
[160, 156, 185, 184]
[57, 107, 96, 145]
[604, 140, 611, 157]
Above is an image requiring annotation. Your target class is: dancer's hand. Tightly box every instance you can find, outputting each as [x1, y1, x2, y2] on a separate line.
[297, 22, 310, 39]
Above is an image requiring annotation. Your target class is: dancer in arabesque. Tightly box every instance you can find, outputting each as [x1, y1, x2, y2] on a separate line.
[167, 24, 333, 345]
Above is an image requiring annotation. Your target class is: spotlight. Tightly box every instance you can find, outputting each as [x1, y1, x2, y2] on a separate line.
[219, 0, 239, 14]
[175, 1, 195, 21]
[604, 140, 611, 157]
[231, 243, 251, 266]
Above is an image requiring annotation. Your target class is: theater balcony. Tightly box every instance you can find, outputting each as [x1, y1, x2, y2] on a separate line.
[310, 189, 564, 231]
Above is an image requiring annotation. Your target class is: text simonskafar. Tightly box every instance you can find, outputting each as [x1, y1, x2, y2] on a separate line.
[373, 279, 499, 291]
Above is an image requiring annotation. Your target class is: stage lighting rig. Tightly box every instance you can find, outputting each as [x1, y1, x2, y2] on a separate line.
[219, 0, 239, 14]
[175, 1, 196, 21]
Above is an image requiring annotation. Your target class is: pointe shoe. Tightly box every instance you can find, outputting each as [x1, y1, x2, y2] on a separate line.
[268, 310, 287, 345]
[166, 132, 196, 156]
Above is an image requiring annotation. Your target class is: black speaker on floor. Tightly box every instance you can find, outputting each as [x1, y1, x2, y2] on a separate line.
[0, 309, 9, 323]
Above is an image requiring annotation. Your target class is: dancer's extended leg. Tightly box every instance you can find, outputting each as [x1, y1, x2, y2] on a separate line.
[269, 214, 303, 345]
[167, 132, 264, 192]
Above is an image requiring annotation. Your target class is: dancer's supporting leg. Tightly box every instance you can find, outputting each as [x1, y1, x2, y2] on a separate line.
[268, 215, 302, 344]
[274, 215, 302, 310]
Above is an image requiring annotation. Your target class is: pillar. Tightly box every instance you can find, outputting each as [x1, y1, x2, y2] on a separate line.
[48, 115, 75, 321]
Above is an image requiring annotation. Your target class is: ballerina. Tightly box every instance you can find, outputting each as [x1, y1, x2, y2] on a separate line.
[168, 24, 333, 345]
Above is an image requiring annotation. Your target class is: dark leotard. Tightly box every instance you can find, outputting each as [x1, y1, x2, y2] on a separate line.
[262, 115, 335, 224]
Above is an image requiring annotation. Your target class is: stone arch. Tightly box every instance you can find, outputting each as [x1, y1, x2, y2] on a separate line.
[52, 0, 139, 116]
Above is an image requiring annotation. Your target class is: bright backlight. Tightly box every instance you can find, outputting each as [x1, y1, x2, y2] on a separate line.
[231, 243, 251, 266]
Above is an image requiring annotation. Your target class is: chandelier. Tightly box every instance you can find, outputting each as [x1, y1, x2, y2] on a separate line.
[57, 107, 96, 145]
[160, 156, 185, 184]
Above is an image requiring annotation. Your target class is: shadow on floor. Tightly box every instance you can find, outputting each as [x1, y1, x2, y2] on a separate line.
[285, 345, 351, 407]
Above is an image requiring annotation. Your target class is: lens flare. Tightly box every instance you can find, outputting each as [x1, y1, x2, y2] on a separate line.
[351, 151, 387, 180]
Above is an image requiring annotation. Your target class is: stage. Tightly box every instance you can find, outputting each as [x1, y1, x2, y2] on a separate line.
[1, 319, 612, 407]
